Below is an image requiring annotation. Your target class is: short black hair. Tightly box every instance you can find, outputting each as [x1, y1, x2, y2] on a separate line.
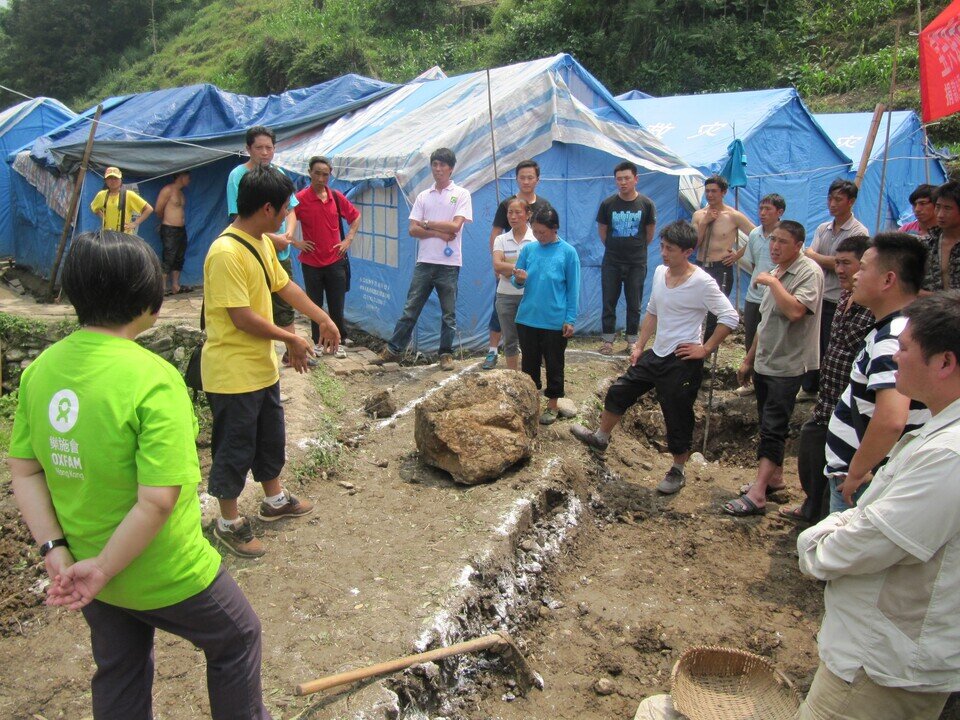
[829, 178, 858, 201]
[515, 160, 540, 177]
[614, 161, 638, 176]
[704, 175, 728, 193]
[836, 234, 869, 259]
[309, 155, 332, 171]
[909, 183, 937, 205]
[659, 220, 697, 251]
[903, 290, 960, 361]
[870, 232, 927, 295]
[245, 125, 276, 148]
[531, 205, 560, 230]
[237, 165, 294, 218]
[777, 219, 805, 244]
[174, 170, 190, 179]
[430, 147, 456, 167]
[760, 193, 786, 212]
[934, 181, 960, 209]
[62, 231, 164, 327]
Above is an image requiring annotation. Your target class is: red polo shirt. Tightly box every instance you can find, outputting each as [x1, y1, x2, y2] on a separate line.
[293, 186, 360, 268]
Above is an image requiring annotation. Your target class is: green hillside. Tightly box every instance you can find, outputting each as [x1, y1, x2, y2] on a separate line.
[0, 0, 955, 149]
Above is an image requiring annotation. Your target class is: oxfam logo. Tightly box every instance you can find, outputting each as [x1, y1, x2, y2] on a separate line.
[49, 390, 79, 433]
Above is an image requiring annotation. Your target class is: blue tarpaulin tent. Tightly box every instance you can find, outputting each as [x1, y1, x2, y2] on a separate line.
[813, 110, 948, 234]
[274, 54, 704, 352]
[614, 89, 853, 235]
[0, 97, 75, 258]
[12, 75, 398, 283]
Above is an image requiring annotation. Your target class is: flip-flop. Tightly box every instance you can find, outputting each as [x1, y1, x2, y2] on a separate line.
[722, 495, 766, 517]
[178, 285, 194, 294]
[738, 482, 787, 496]
[777, 505, 810, 523]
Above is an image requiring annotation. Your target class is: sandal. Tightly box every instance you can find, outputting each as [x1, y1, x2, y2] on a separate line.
[721, 495, 766, 517]
[777, 505, 810, 523]
[738, 482, 787, 496]
[598, 342, 614, 356]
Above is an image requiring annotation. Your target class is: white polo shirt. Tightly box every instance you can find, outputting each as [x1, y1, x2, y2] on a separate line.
[408, 181, 473, 266]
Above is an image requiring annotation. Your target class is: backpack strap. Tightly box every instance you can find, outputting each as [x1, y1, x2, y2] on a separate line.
[197, 231, 274, 332]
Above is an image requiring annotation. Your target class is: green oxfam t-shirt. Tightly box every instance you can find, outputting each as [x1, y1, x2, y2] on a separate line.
[9, 330, 220, 610]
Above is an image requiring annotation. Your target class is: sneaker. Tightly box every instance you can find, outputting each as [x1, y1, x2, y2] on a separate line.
[733, 384, 755, 397]
[570, 423, 609, 451]
[306, 356, 319, 367]
[213, 517, 266, 558]
[539, 408, 558, 425]
[481, 351, 498, 370]
[342, 338, 354, 347]
[373, 347, 400, 365]
[335, 346, 348, 359]
[439, 353, 455, 371]
[258, 490, 315, 522]
[657, 467, 686, 495]
[796, 389, 818, 402]
[598, 342, 614, 356]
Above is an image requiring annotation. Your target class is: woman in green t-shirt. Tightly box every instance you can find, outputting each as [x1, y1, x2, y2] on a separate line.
[9, 231, 269, 719]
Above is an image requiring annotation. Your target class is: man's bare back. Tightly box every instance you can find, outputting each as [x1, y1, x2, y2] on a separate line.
[693, 204, 754, 263]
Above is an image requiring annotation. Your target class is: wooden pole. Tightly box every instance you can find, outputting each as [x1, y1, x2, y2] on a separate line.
[486, 69, 501, 205]
[854, 103, 885, 189]
[876, 25, 901, 232]
[47, 104, 102, 298]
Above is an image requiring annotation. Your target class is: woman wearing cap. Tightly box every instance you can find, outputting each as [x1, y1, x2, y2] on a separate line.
[90, 166, 153, 234]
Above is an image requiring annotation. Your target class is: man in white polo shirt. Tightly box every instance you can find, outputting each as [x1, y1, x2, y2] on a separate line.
[378, 148, 472, 371]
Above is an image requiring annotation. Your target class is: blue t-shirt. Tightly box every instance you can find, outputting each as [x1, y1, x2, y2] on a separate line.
[226, 164, 299, 261]
[743, 226, 776, 304]
[514, 238, 581, 330]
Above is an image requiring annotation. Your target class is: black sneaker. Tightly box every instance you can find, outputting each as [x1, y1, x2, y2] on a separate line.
[657, 467, 686, 495]
[570, 424, 609, 451]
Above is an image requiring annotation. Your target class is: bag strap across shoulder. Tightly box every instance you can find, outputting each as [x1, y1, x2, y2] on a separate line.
[197, 231, 274, 331]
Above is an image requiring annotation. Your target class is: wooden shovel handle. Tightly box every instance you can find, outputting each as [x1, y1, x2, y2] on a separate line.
[295, 632, 507, 696]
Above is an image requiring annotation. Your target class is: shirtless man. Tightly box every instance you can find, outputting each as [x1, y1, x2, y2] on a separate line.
[155, 171, 191, 295]
[692, 174, 755, 341]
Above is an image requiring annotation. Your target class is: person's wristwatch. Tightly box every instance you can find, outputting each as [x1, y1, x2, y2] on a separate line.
[39, 538, 68, 557]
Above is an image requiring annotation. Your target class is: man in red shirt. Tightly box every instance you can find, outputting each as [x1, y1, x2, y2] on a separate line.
[293, 156, 361, 358]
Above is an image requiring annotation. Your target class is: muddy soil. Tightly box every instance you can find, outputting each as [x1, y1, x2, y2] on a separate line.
[0, 318, 907, 720]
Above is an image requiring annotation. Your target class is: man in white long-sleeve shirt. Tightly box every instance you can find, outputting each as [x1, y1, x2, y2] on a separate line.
[570, 220, 738, 494]
[796, 290, 960, 720]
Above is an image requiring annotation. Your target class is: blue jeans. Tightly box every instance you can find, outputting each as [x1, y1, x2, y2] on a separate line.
[829, 472, 868, 513]
[601, 261, 646, 343]
[388, 263, 459, 355]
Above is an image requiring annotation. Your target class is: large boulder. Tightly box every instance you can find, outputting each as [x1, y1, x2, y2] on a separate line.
[414, 370, 540, 484]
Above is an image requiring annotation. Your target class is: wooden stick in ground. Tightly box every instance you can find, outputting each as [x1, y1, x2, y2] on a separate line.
[295, 630, 542, 697]
[876, 24, 902, 232]
[854, 103, 885, 190]
[47, 104, 103, 299]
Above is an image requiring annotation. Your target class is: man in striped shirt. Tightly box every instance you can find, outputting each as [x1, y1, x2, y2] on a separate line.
[824, 233, 930, 512]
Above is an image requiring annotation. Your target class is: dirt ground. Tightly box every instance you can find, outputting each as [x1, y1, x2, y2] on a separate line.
[0, 310, 954, 719]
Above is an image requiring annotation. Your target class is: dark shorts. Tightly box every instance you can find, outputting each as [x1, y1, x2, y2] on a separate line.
[604, 349, 704, 455]
[159, 224, 188, 273]
[207, 382, 285, 499]
[272, 256, 295, 327]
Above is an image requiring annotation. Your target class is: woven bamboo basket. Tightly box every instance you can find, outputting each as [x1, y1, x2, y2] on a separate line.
[670, 646, 801, 720]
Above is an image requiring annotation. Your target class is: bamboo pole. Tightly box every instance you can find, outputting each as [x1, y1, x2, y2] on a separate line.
[876, 25, 901, 232]
[47, 104, 102, 299]
[854, 104, 885, 190]
[486, 69, 501, 205]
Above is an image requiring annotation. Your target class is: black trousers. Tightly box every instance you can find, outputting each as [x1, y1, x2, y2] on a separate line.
[797, 418, 831, 522]
[754, 372, 803, 465]
[702, 262, 734, 342]
[743, 300, 761, 353]
[301, 259, 348, 344]
[517, 323, 567, 399]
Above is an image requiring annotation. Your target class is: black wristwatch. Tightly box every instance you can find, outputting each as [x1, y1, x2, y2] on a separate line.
[39, 538, 69, 557]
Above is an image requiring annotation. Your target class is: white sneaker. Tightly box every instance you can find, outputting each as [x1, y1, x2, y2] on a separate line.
[335, 346, 347, 359]
[733, 384, 754, 397]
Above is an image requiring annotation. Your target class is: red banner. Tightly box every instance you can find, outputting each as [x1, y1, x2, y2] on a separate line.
[920, 0, 960, 123]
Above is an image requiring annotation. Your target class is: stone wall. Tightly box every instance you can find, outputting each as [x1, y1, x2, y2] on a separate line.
[0, 314, 203, 393]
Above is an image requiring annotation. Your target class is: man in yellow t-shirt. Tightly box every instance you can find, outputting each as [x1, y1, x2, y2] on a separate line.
[203, 165, 340, 558]
[89, 166, 153, 233]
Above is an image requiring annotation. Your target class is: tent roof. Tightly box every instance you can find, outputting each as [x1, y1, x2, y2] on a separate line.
[615, 89, 653, 100]
[0, 97, 74, 139]
[813, 110, 931, 163]
[618, 88, 852, 170]
[32, 74, 398, 177]
[273, 54, 702, 206]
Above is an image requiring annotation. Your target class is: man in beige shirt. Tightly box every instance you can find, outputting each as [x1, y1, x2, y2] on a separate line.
[692, 174, 755, 342]
[728, 220, 823, 515]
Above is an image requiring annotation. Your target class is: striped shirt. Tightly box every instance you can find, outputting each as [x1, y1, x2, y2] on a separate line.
[825, 311, 930, 477]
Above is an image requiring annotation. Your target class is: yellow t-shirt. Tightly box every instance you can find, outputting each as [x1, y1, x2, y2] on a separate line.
[201, 227, 289, 394]
[90, 189, 148, 231]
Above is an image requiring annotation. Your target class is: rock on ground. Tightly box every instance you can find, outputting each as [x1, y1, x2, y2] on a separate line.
[364, 389, 397, 418]
[414, 370, 540, 485]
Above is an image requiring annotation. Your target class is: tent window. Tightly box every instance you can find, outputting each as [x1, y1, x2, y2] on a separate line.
[353, 185, 399, 268]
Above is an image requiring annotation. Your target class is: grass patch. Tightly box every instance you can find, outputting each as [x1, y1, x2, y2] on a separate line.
[289, 364, 348, 483]
[308, 362, 344, 412]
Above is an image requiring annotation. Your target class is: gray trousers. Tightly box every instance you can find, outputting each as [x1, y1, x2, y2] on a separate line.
[81, 568, 269, 720]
